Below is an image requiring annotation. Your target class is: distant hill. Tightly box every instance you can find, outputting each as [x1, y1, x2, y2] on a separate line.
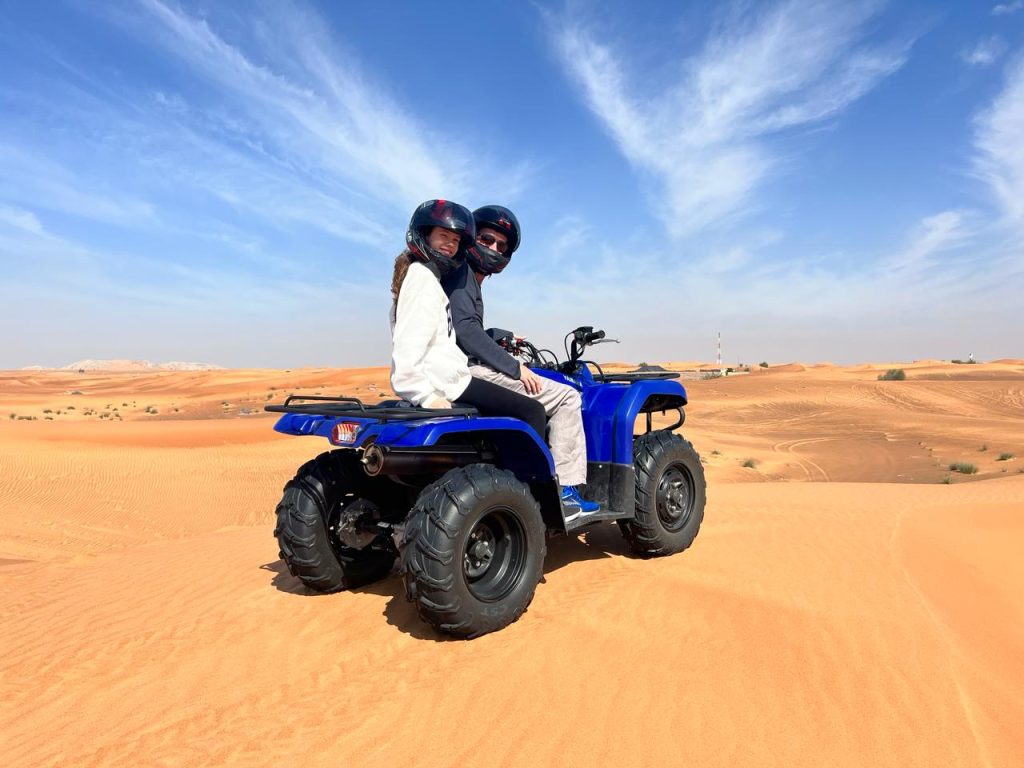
[20, 360, 223, 372]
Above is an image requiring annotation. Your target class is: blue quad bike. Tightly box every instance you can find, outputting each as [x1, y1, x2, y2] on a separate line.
[267, 326, 706, 638]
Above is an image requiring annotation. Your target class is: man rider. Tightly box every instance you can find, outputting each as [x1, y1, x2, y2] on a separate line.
[442, 205, 599, 517]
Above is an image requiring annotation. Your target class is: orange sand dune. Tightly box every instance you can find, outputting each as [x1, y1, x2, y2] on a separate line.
[2, 363, 1023, 767]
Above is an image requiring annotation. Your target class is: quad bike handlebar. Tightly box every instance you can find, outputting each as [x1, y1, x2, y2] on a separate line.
[496, 325, 679, 384]
[490, 324, 621, 376]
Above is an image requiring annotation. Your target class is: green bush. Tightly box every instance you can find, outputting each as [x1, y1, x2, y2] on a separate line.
[759, 361, 769, 368]
[742, 458, 758, 469]
[948, 462, 978, 474]
[997, 453, 1015, 461]
[877, 369, 906, 381]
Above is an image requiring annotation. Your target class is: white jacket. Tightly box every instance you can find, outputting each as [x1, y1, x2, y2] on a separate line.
[390, 261, 472, 406]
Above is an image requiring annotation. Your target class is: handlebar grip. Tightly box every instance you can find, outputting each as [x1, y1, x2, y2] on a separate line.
[584, 329, 606, 343]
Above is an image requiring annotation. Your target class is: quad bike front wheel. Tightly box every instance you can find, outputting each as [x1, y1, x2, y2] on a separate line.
[619, 431, 706, 556]
[401, 464, 546, 638]
[274, 450, 396, 592]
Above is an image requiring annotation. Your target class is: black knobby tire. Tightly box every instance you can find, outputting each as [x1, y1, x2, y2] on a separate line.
[619, 431, 706, 556]
[401, 464, 546, 638]
[274, 450, 396, 592]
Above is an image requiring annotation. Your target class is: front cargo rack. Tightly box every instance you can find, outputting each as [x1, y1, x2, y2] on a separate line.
[265, 394, 478, 422]
[592, 371, 681, 383]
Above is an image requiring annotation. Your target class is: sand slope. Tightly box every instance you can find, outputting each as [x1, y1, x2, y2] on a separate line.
[1, 364, 1022, 767]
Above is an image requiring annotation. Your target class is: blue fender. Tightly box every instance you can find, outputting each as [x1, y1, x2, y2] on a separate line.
[580, 380, 688, 464]
[273, 413, 555, 481]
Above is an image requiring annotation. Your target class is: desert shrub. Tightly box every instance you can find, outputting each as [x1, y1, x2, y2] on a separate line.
[8, 413, 14, 420]
[42, 409, 52, 414]
[711, 449, 721, 456]
[66, 406, 75, 410]
[742, 458, 758, 468]
[940, 475, 953, 484]
[979, 444, 988, 452]
[144, 406, 158, 414]
[997, 452, 1015, 461]
[70, 390, 83, 395]
[948, 462, 977, 474]
[759, 361, 768, 368]
[701, 371, 723, 380]
[951, 359, 978, 365]
[877, 369, 906, 381]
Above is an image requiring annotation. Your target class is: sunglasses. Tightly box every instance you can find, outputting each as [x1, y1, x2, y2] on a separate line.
[477, 233, 509, 254]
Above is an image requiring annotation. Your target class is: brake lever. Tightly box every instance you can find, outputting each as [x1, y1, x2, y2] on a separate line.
[591, 338, 620, 344]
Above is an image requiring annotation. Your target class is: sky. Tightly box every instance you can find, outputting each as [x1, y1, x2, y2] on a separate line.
[1, 0, 1022, 368]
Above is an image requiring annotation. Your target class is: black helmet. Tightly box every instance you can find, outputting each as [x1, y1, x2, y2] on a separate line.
[466, 204, 520, 275]
[406, 199, 476, 275]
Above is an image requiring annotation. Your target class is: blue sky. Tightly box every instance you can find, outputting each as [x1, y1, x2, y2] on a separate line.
[1, 0, 1022, 368]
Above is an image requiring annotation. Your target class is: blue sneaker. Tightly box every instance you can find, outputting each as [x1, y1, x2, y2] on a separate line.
[560, 485, 600, 515]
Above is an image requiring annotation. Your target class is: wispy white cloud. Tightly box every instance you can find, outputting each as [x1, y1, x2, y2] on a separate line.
[973, 53, 1024, 227]
[883, 210, 973, 273]
[0, 0, 527, 257]
[0, 204, 43, 235]
[960, 36, 1007, 67]
[992, 1, 1023, 15]
[554, 1, 911, 238]
[131, 0, 479, 212]
[0, 143, 158, 226]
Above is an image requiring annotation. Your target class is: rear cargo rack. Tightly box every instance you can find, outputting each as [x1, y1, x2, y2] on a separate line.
[265, 394, 478, 421]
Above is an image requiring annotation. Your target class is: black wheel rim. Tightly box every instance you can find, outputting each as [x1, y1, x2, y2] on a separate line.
[463, 508, 527, 602]
[656, 463, 694, 532]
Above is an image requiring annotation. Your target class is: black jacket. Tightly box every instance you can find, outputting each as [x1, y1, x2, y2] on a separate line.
[442, 262, 520, 380]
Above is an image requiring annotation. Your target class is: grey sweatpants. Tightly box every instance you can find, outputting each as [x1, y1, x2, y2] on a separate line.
[469, 365, 587, 486]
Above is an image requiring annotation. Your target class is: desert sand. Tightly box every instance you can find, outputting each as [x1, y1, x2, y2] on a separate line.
[2, 361, 1023, 767]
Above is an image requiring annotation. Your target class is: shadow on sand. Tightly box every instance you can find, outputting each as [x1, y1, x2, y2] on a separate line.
[262, 521, 634, 640]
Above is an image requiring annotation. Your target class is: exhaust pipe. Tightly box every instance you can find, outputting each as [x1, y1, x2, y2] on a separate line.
[362, 444, 495, 477]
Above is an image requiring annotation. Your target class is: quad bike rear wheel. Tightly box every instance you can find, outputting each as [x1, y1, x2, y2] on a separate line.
[274, 450, 396, 592]
[401, 464, 546, 638]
